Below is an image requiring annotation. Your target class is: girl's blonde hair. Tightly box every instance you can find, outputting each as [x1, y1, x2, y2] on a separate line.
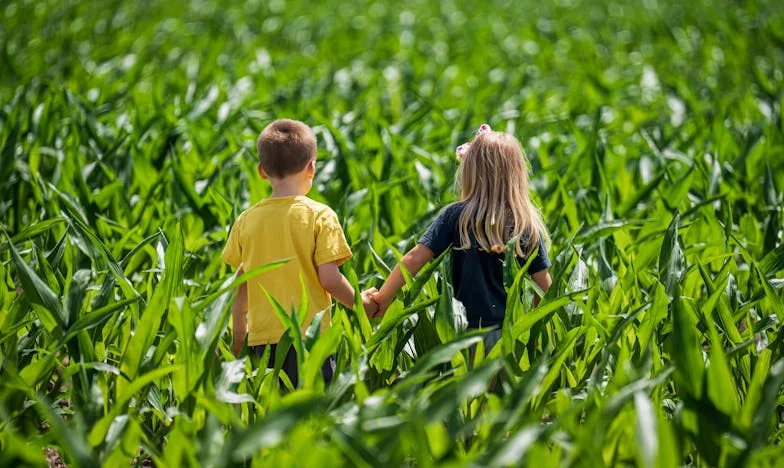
[457, 131, 548, 256]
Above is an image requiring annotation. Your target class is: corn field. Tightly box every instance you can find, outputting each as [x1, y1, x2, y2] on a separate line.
[1, 0, 783, 466]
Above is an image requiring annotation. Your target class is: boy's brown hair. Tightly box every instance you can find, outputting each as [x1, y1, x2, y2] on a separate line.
[257, 119, 317, 178]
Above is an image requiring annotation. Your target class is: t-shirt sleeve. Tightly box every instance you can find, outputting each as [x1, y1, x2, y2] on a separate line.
[315, 208, 352, 266]
[418, 204, 459, 256]
[222, 216, 243, 270]
[525, 235, 552, 274]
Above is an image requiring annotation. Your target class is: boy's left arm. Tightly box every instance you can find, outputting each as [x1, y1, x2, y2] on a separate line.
[317, 262, 378, 315]
[314, 209, 377, 315]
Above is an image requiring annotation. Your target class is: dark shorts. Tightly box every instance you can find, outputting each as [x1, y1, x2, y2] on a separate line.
[251, 344, 335, 389]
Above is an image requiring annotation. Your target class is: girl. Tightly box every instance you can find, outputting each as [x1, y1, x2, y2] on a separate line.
[372, 124, 552, 350]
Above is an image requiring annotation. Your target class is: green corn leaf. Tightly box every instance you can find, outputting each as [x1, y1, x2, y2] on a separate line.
[192, 259, 290, 312]
[265, 287, 305, 386]
[0, 259, 7, 316]
[58, 297, 140, 348]
[292, 278, 308, 371]
[273, 333, 295, 391]
[88, 365, 182, 447]
[703, 304, 740, 416]
[434, 263, 456, 344]
[369, 327, 398, 373]
[196, 414, 230, 467]
[0, 124, 19, 192]
[655, 407, 680, 468]
[418, 359, 503, 422]
[763, 161, 779, 207]
[402, 248, 449, 305]
[574, 218, 651, 244]
[618, 171, 666, 216]
[33, 394, 97, 467]
[634, 391, 657, 468]
[57, 361, 123, 380]
[302, 322, 342, 391]
[171, 159, 218, 226]
[503, 234, 522, 288]
[411, 308, 448, 364]
[671, 285, 704, 400]
[0, 420, 48, 466]
[502, 248, 539, 356]
[215, 359, 255, 404]
[739, 349, 772, 432]
[304, 309, 327, 351]
[90, 273, 116, 312]
[51, 184, 141, 304]
[533, 327, 584, 407]
[118, 223, 184, 401]
[159, 416, 199, 467]
[367, 242, 392, 275]
[0, 218, 67, 251]
[63, 269, 91, 329]
[118, 231, 162, 267]
[499, 357, 550, 433]
[637, 282, 668, 351]
[753, 264, 784, 323]
[722, 200, 733, 247]
[483, 425, 546, 466]
[698, 264, 742, 344]
[509, 289, 588, 342]
[658, 211, 684, 298]
[7, 234, 66, 331]
[231, 396, 326, 460]
[169, 296, 200, 399]
[345, 261, 372, 341]
[366, 299, 437, 352]
[747, 359, 784, 451]
[19, 353, 58, 388]
[404, 329, 486, 379]
[36, 248, 60, 297]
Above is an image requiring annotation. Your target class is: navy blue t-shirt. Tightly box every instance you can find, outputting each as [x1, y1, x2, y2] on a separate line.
[419, 202, 551, 329]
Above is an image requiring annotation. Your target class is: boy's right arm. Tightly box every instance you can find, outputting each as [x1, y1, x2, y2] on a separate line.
[232, 271, 248, 356]
[373, 243, 434, 316]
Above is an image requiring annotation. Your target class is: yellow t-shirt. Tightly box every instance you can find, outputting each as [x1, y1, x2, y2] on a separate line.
[221, 195, 352, 346]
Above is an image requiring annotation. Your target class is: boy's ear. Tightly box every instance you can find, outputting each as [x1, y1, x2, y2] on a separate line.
[258, 164, 268, 179]
[306, 159, 316, 179]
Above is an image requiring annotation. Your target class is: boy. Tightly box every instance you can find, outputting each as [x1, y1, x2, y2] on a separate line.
[222, 119, 377, 387]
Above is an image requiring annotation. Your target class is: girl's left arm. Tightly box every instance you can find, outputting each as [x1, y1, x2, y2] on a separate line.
[530, 270, 552, 307]
[373, 244, 435, 315]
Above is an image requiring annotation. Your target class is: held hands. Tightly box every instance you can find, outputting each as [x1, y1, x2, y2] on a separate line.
[361, 287, 379, 317]
[358, 288, 392, 319]
[372, 291, 392, 317]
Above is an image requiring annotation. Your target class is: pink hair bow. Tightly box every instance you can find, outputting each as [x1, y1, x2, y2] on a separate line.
[455, 123, 492, 159]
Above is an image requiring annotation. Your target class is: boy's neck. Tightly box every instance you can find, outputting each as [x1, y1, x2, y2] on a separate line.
[268, 177, 311, 198]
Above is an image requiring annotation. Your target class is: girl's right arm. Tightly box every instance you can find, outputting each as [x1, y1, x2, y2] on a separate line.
[530, 270, 552, 307]
[373, 243, 435, 315]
